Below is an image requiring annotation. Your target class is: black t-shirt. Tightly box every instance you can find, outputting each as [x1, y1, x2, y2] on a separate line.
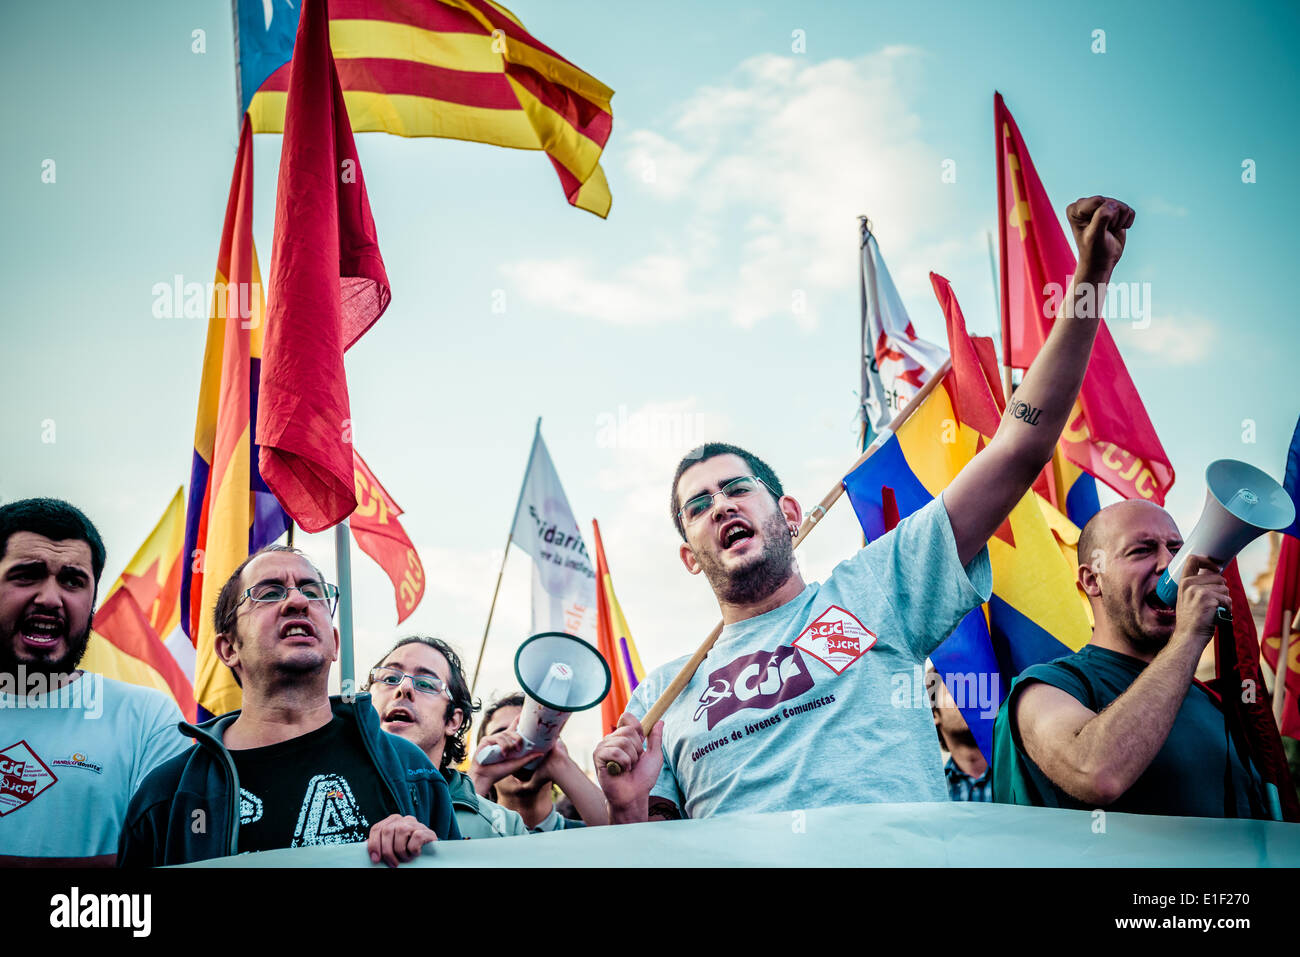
[231, 716, 398, 854]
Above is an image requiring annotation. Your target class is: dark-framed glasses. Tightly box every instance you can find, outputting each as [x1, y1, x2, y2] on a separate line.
[678, 475, 775, 525]
[369, 667, 448, 697]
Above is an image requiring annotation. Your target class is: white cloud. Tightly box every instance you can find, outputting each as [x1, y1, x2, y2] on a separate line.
[503, 47, 971, 331]
[1112, 313, 1214, 366]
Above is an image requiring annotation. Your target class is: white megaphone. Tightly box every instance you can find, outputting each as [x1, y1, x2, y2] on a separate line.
[474, 632, 611, 770]
[1154, 459, 1296, 607]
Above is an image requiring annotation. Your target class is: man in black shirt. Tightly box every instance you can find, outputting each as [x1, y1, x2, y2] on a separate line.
[118, 545, 458, 865]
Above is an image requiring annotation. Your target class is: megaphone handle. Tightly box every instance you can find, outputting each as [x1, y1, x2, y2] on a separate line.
[605, 619, 725, 777]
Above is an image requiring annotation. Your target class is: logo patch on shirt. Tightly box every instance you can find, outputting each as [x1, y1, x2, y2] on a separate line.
[293, 774, 370, 846]
[50, 752, 104, 775]
[794, 605, 877, 674]
[692, 645, 814, 730]
[0, 740, 57, 816]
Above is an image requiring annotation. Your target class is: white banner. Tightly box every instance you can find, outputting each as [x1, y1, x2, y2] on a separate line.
[510, 428, 597, 640]
[861, 229, 949, 436]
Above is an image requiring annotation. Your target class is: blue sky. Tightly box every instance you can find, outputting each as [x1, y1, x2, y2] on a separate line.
[3, 0, 1297, 757]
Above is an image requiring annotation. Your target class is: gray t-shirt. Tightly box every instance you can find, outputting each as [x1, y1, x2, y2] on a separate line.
[625, 495, 992, 819]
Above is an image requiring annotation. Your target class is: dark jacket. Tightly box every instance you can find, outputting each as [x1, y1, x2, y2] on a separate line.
[117, 693, 459, 866]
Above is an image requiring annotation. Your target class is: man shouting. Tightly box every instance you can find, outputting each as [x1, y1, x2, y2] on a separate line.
[595, 196, 1136, 822]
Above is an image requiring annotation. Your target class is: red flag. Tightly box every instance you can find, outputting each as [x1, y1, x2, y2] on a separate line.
[930, 273, 1015, 548]
[350, 450, 425, 625]
[1218, 560, 1300, 821]
[1262, 534, 1300, 736]
[257, 0, 390, 533]
[995, 92, 1173, 505]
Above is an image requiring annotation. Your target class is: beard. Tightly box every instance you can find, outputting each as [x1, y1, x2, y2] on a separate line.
[0, 615, 93, 680]
[695, 509, 796, 606]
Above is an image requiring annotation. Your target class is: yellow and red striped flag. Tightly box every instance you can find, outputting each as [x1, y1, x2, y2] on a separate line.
[592, 519, 645, 735]
[83, 489, 197, 721]
[237, 0, 614, 216]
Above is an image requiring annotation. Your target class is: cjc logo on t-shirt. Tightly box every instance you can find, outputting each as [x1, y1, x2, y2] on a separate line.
[0, 741, 57, 816]
[692, 645, 814, 730]
[794, 605, 877, 674]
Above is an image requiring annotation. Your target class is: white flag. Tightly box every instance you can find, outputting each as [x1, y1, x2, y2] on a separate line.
[861, 227, 948, 437]
[510, 427, 597, 640]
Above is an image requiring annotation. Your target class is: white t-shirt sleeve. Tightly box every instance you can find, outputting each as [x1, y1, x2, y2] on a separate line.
[835, 494, 993, 662]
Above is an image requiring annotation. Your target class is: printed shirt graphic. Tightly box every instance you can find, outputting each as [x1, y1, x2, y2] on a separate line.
[625, 497, 991, 820]
[230, 716, 396, 854]
[0, 675, 188, 857]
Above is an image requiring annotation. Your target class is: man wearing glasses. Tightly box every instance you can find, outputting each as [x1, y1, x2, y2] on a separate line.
[595, 195, 1136, 823]
[118, 545, 459, 866]
[365, 636, 530, 838]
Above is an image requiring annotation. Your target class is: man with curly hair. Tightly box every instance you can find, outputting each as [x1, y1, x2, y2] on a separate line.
[366, 636, 528, 838]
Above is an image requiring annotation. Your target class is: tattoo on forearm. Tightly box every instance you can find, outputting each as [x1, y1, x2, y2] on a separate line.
[1008, 397, 1043, 426]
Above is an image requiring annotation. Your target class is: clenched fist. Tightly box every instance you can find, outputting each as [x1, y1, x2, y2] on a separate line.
[593, 713, 664, 824]
[1067, 195, 1135, 283]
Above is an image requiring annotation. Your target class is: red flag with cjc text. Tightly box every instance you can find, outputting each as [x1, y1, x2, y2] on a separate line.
[995, 92, 1173, 506]
[257, 0, 390, 532]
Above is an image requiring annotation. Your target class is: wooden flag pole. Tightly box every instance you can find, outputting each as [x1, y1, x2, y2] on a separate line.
[470, 417, 542, 697]
[470, 530, 513, 698]
[607, 359, 954, 773]
[1273, 608, 1294, 727]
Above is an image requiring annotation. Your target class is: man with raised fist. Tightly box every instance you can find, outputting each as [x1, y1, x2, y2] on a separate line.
[594, 196, 1137, 823]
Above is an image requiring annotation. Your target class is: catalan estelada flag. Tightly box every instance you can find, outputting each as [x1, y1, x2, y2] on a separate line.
[844, 274, 1092, 758]
[996, 92, 1173, 506]
[83, 489, 197, 722]
[235, 0, 613, 217]
[591, 519, 645, 735]
[181, 117, 290, 720]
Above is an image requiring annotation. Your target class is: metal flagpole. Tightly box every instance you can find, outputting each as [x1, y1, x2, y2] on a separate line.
[858, 216, 872, 455]
[230, 0, 243, 131]
[335, 520, 355, 695]
[469, 416, 542, 696]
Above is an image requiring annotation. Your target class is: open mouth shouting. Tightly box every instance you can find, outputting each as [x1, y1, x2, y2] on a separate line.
[718, 519, 756, 552]
[1143, 589, 1176, 626]
[19, 614, 66, 651]
[278, 619, 317, 642]
[382, 705, 416, 730]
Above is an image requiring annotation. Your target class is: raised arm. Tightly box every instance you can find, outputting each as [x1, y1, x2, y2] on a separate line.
[945, 196, 1135, 564]
[1013, 556, 1226, 804]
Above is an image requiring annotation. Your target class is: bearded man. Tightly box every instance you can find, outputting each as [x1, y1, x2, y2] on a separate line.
[0, 498, 188, 865]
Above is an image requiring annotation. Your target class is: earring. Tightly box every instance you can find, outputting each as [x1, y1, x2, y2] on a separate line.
[789, 523, 799, 538]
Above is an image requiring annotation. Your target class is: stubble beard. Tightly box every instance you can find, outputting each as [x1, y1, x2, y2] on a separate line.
[697, 509, 796, 606]
[1102, 588, 1170, 657]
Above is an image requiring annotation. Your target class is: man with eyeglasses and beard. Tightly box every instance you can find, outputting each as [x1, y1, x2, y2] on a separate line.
[595, 195, 1138, 824]
[118, 545, 459, 866]
[0, 498, 189, 866]
[365, 636, 530, 838]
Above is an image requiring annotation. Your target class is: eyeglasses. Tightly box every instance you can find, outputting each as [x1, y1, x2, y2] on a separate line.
[368, 667, 449, 698]
[236, 580, 340, 616]
[678, 475, 776, 525]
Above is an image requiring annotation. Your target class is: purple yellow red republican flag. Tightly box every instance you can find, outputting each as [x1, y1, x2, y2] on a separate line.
[235, 0, 614, 217]
[181, 117, 289, 720]
[83, 489, 197, 722]
[996, 92, 1173, 507]
[592, 519, 645, 736]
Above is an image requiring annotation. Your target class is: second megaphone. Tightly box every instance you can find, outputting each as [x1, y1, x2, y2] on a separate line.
[474, 631, 611, 769]
[1154, 458, 1295, 607]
